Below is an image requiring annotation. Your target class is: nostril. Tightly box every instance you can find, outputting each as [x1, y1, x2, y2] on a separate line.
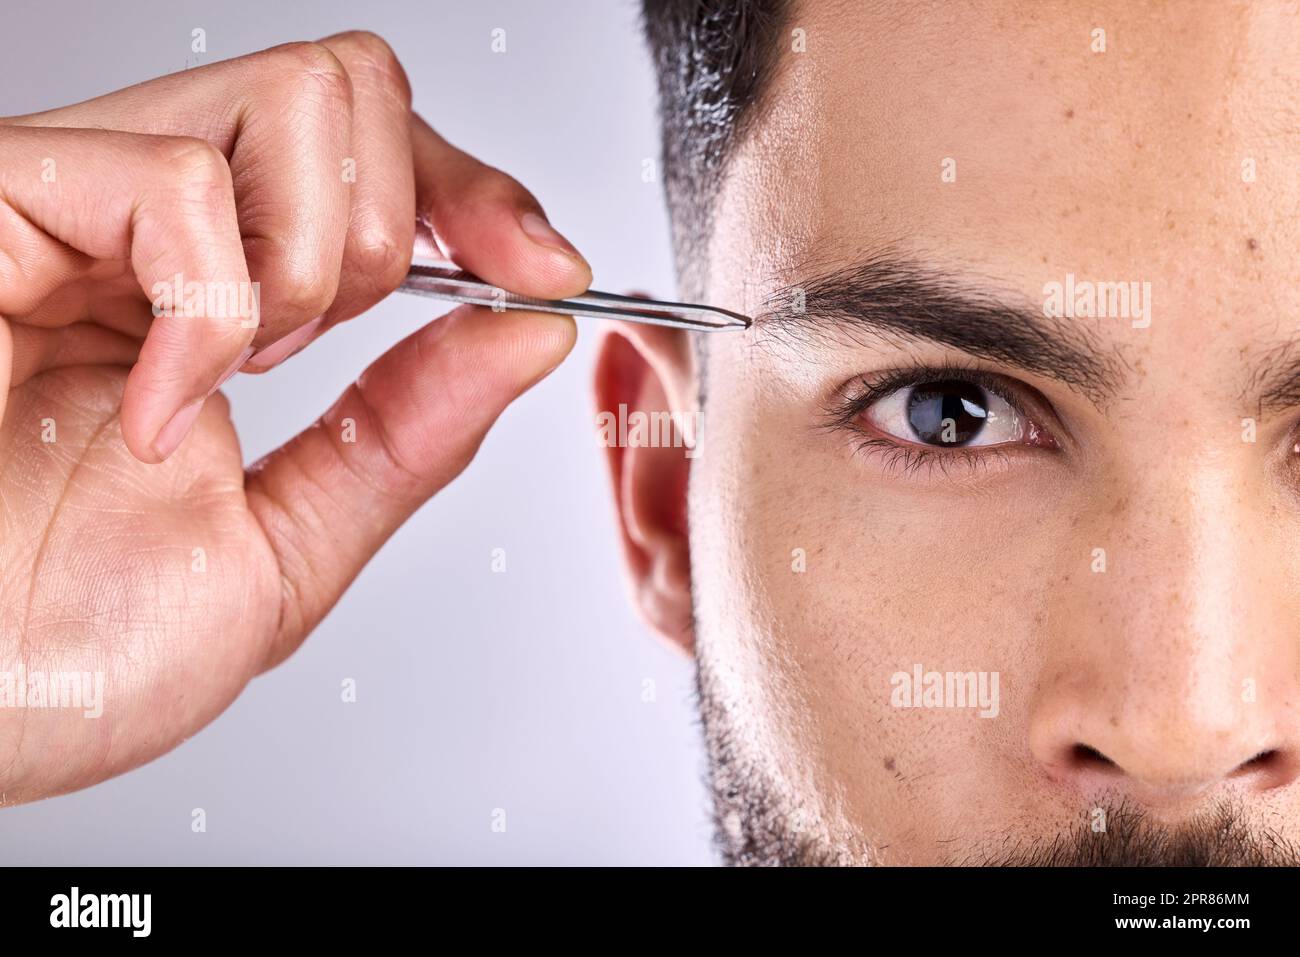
[1070, 743, 1118, 771]
[1225, 748, 1300, 792]
[1230, 749, 1279, 778]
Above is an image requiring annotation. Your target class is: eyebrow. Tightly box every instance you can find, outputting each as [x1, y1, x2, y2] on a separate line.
[752, 253, 1124, 405]
[1248, 342, 1300, 415]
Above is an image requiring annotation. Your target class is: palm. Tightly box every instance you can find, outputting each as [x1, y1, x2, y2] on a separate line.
[0, 363, 280, 798]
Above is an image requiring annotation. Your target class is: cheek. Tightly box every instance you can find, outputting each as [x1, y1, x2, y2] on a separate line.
[690, 377, 1084, 849]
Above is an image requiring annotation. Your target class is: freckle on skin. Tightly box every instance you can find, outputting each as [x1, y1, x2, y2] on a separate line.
[884, 757, 896, 772]
[1065, 108, 1074, 119]
[1247, 237, 1257, 251]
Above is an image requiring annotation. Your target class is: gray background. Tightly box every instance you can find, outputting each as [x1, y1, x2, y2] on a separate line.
[0, 0, 713, 865]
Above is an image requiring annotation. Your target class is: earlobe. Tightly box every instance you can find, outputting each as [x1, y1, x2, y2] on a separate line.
[592, 321, 698, 655]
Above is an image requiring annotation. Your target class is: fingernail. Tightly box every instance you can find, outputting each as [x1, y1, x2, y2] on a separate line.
[519, 211, 586, 263]
[216, 346, 257, 389]
[244, 317, 323, 372]
[150, 345, 253, 461]
[153, 399, 204, 461]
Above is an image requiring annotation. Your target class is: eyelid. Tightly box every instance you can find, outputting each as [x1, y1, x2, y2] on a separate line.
[827, 364, 1038, 428]
[823, 363, 1066, 463]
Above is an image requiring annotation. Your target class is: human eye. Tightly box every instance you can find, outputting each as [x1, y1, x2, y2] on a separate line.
[825, 364, 1060, 477]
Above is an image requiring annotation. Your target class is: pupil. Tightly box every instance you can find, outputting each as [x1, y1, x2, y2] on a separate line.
[906, 380, 989, 446]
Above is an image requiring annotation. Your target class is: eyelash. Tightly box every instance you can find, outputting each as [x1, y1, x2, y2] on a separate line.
[824, 363, 1052, 478]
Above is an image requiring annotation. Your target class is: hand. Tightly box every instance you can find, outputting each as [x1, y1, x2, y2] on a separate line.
[0, 32, 587, 803]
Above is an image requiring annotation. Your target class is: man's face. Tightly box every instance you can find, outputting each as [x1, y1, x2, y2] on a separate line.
[599, 0, 1300, 863]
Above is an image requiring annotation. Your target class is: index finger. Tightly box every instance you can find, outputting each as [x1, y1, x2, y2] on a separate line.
[410, 114, 592, 300]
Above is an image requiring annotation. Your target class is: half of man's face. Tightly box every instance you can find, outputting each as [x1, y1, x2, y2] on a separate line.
[598, 0, 1300, 864]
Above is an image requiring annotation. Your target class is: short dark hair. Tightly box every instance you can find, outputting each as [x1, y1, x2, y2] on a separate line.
[640, 0, 791, 296]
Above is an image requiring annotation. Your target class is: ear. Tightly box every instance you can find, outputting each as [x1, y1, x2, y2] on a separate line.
[592, 320, 698, 656]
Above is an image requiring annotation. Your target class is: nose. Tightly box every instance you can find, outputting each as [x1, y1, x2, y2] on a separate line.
[1030, 683, 1300, 804]
[1029, 463, 1300, 806]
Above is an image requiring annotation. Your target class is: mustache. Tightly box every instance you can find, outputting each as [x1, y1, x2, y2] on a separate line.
[974, 800, 1300, 866]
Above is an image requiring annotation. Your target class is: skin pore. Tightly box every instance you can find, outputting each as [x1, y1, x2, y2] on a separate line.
[597, 0, 1300, 863]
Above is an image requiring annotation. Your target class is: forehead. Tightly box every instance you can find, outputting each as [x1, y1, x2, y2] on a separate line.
[707, 0, 1300, 356]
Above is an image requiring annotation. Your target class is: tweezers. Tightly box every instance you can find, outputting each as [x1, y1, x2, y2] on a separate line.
[398, 262, 750, 332]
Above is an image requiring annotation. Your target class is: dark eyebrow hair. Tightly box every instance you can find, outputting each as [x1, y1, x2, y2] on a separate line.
[1248, 341, 1300, 415]
[752, 254, 1124, 405]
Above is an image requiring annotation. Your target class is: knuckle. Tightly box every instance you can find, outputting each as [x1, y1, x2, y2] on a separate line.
[329, 31, 411, 106]
[330, 29, 395, 60]
[475, 165, 532, 207]
[351, 374, 441, 490]
[440, 164, 533, 224]
[271, 41, 353, 108]
[350, 226, 410, 297]
[273, 39, 348, 77]
[155, 136, 233, 192]
[276, 261, 338, 319]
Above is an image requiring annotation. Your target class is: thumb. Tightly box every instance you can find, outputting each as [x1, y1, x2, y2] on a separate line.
[244, 304, 576, 669]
